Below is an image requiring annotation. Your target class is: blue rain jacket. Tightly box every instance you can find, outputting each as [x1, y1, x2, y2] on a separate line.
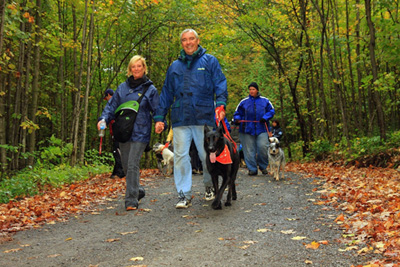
[233, 93, 275, 136]
[99, 78, 159, 143]
[154, 46, 227, 128]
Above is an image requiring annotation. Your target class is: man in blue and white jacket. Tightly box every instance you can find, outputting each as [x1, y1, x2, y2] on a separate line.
[154, 29, 228, 209]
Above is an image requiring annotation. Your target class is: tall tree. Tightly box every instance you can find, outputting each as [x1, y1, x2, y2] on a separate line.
[28, 0, 42, 166]
[365, 0, 386, 140]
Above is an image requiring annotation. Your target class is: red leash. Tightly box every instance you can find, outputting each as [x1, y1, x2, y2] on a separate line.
[216, 119, 237, 153]
[237, 119, 271, 135]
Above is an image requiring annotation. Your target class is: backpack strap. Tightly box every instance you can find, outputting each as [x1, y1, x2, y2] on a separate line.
[137, 84, 151, 104]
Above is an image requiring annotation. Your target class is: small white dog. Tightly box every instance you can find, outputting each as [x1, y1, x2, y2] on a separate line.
[268, 137, 285, 181]
[152, 143, 174, 176]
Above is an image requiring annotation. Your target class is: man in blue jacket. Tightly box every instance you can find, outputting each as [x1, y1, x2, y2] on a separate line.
[154, 29, 228, 209]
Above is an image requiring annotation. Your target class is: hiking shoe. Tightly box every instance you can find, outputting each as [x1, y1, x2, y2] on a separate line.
[261, 169, 268, 175]
[175, 197, 192, 209]
[248, 170, 257, 176]
[205, 187, 215, 201]
[138, 188, 145, 201]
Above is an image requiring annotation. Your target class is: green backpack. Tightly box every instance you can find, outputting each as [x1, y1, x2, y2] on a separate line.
[112, 85, 150, 143]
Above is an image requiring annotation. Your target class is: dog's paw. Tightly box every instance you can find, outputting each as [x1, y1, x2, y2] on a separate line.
[212, 200, 222, 210]
[233, 194, 237, 201]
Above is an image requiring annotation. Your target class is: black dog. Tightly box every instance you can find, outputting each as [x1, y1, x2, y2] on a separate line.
[204, 124, 240, 210]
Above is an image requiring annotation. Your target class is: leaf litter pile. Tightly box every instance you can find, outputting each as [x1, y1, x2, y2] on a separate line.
[1, 163, 400, 265]
[287, 162, 400, 265]
[0, 169, 159, 240]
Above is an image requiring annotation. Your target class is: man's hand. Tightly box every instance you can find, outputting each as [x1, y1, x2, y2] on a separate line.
[155, 122, 165, 134]
[260, 118, 267, 124]
[215, 106, 225, 121]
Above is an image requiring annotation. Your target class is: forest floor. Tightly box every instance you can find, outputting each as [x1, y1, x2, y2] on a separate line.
[0, 162, 394, 267]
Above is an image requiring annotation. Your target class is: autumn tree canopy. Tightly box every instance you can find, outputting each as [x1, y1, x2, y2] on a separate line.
[1, 0, 400, 173]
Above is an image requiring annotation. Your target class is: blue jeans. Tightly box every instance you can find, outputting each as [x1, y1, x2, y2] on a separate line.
[239, 132, 269, 173]
[173, 126, 212, 199]
[119, 141, 147, 208]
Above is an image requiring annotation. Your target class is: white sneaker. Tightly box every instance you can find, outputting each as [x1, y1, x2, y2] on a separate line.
[175, 197, 192, 209]
[205, 187, 215, 201]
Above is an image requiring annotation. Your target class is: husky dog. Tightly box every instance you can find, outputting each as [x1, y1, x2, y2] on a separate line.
[152, 143, 174, 176]
[268, 137, 285, 181]
[204, 124, 240, 210]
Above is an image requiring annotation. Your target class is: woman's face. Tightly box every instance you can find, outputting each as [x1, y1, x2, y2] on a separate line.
[249, 87, 258, 97]
[130, 60, 145, 79]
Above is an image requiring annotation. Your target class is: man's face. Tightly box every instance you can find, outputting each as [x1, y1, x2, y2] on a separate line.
[104, 94, 112, 101]
[181, 31, 200, 56]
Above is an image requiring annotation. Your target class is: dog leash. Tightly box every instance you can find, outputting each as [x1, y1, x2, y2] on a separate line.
[216, 118, 237, 153]
[237, 120, 271, 136]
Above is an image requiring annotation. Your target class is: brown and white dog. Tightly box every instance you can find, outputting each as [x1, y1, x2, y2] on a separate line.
[268, 137, 285, 181]
[152, 143, 174, 176]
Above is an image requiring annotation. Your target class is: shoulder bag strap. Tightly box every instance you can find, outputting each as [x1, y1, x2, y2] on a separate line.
[137, 84, 151, 104]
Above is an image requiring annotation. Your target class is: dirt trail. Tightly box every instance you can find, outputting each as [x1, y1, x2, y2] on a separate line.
[0, 168, 375, 266]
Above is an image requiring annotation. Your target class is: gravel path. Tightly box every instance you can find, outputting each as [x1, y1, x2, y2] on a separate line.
[0, 168, 376, 266]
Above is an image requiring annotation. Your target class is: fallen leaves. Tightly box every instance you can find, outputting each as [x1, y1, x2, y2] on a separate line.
[0, 170, 159, 235]
[286, 161, 400, 264]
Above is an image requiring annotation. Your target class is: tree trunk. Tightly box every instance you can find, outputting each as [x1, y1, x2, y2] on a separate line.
[365, 0, 386, 140]
[71, 0, 89, 166]
[79, 3, 94, 163]
[355, 0, 366, 134]
[28, 0, 42, 166]
[0, 0, 6, 174]
[311, 0, 329, 139]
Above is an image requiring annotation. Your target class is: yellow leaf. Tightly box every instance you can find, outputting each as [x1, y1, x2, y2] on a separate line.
[195, 229, 202, 233]
[218, 237, 225, 240]
[305, 260, 313, 264]
[129, 256, 144, 261]
[257, 228, 271, 233]
[120, 231, 138, 235]
[65, 237, 72, 241]
[305, 241, 320, 249]
[59, 191, 67, 197]
[3, 248, 22, 253]
[291, 236, 307, 240]
[281, 230, 296, 235]
[47, 254, 61, 258]
[243, 241, 258, 244]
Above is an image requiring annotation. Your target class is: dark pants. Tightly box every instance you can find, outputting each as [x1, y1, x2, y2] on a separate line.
[189, 140, 202, 172]
[112, 139, 125, 178]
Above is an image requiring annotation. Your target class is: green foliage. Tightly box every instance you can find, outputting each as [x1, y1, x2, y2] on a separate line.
[0, 145, 112, 204]
[37, 135, 73, 167]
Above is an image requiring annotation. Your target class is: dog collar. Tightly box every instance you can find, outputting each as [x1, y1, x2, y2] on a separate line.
[216, 144, 233, 164]
[161, 142, 170, 154]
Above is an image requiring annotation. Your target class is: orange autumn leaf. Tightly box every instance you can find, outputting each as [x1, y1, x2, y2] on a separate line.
[334, 213, 345, 222]
[305, 241, 320, 249]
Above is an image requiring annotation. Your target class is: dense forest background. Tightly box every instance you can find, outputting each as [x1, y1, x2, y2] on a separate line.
[1, 0, 400, 176]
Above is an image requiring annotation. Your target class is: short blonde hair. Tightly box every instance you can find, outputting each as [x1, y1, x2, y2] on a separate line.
[126, 55, 148, 77]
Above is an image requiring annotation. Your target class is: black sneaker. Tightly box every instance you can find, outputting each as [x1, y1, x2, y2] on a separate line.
[261, 169, 268, 175]
[248, 170, 257, 176]
[138, 187, 145, 201]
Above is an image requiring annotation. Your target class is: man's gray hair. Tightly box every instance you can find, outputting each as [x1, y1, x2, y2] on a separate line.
[180, 29, 199, 41]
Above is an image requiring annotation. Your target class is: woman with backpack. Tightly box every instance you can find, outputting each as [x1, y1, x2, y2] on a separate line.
[97, 55, 160, 211]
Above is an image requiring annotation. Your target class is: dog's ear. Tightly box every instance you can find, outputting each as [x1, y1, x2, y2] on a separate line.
[217, 122, 224, 135]
[204, 124, 210, 134]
